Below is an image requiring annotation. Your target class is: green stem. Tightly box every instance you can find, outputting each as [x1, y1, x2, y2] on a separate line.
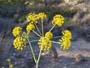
[27, 38, 37, 63]
[9, 61, 10, 68]
[30, 36, 38, 38]
[41, 20, 44, 36]
[36, 63, 38, 68]
[32, 30, 41, 37]
[49, 24, 56, 32]
[53, 36, 61, 39]
[30, 40, 38, 43]
[36, 49, 42, 68]
[51, 41, 59, 44]
[34, 22, 41, 35]
[37, 49, 42, 63]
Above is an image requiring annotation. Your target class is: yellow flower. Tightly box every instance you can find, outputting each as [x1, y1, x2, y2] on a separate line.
[26, 23, 35, 33]
[62, 30, 72, 39]
[52, 14, 64, 27]
[9, 64, 14, 68]
[12, 26, 22, 37]
[59, 30, 72, 50]
[38, 37, 52, 51]
[38, 12, 47, 20]
[59, 36, 71, 50]
[26, 13, 39, 22]
[13, 36, 26, 51]
[45, 32, 53, 39]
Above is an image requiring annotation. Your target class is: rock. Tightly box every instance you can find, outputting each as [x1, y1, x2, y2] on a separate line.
[64, 0, 83, 5]
[72, 11, 90, 27]
[71, 11, 84, 25]
[75, 54, 86, 64]
[82, 28, 90, 41]
[81, 13, 90, 26]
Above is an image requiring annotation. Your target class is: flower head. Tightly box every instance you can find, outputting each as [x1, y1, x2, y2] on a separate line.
[26, 13, 39, 22]
[62, 30, 72, 39]
[38, 37, 52, 51]
[9, 64, 14, 68]
[38, 12, 47, 20]
[13, 36, 26, 51]
[12, 26, 22, 37]
[52, 14, 64, 27]
[59, 36, 71, 50]
[45, 32, 53, 39]
[26, 23, 35, 33]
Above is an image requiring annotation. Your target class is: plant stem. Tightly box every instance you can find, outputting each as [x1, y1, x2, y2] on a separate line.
[41, 20, 44, 36]
[9, 61, 10, 68]
[51, 41, 59, 44]
[30, 40, 38, 43]
[34, 22, 41, 35]
[53, 36, 61, 39]
[27, 37, 37, 63]
[36, 49, 42, 68]
[32, 30, 41, 37]
[37, 49, 42, 63]
[49, 24, 56, 32]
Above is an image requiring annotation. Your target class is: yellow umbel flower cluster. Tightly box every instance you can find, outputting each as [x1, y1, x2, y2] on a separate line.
[38, 32, 53, 51]
[38, 37, 52, 51]
[59, 36, 71, 50]
[12, 26, 22, 37]
[9, 64, 14, 68]
[52, 14, 64, 27]
[26, 12, 47, 23]
[26, 13, 39, 22]
[26, 22, 35, 33]
[12, 12, 72, 52]
[59, 30, 72, 50]
[62, 29, 72, 39]
[12, 26, 27, 51]
[45, 32, 53, 39]
[38, 12, 47, 20]
[13, 36, 26, 51]
[12, 12, 73, 68]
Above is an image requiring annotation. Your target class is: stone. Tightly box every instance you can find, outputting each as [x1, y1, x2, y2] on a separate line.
[75, 54, 86, 64]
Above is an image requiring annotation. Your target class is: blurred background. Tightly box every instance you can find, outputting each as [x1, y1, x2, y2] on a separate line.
[0, 0, 90, 68]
